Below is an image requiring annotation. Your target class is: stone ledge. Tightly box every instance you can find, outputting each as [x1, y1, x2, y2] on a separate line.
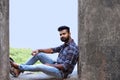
[10, 71, 78, 80]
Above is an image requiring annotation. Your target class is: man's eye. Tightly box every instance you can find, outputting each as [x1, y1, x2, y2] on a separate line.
[63, 33, 66, 35]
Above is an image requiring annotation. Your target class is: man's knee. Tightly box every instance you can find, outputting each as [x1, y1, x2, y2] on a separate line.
[35, 53, 46, 59]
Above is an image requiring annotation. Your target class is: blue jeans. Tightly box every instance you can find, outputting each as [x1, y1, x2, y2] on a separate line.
[19, 53, 63, 79]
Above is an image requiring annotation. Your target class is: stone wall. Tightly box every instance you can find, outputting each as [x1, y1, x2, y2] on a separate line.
[1, 0, 120, 80]
[78, 0, 120, 80]
[0, 0, 9, 80]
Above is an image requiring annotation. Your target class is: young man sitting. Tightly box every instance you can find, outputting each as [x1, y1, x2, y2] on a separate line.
[10, 26, 79, 79]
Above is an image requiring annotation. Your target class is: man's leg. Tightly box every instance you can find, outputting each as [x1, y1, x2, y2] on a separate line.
[25, 53, 56, 65]
[10, 53, 58, 77]
[19, 64, 63, 79]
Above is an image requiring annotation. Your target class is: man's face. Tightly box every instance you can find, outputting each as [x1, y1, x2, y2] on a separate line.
[59, 29, 70, 43]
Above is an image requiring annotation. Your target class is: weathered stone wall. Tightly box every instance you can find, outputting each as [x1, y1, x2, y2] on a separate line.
[0, 0, 9, 80]
[78, 0, 120, 80]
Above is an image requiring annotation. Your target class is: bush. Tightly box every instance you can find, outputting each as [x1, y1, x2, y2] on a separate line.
[10, 47, 32, 64]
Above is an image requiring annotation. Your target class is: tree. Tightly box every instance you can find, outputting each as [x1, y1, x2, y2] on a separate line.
[0, 0, 9, 80]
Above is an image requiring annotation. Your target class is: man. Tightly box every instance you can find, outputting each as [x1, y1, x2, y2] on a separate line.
[10, 26, 79, 79]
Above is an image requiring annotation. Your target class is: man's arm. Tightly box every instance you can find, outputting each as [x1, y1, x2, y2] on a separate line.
[31, 48, 53, 56]
[38, 48, 53, 53]
[31, 45, 62, 56]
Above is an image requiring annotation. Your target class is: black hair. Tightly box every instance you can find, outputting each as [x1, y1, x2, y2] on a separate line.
[58, 26, 70, 33]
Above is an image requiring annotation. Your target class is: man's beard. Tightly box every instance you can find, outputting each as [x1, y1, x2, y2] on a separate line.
[60, 37, 69, 43]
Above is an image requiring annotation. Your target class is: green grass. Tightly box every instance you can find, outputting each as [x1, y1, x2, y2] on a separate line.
[10, 47, 40, 64]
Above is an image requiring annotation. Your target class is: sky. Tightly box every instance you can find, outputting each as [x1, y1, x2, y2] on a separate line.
[10, 0, 78, 50]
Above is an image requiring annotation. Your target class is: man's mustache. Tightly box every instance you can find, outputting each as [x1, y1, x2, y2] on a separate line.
[61, 37, 65, 40]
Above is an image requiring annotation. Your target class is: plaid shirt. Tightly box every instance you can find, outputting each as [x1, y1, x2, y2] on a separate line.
[52, 39, 79, 76]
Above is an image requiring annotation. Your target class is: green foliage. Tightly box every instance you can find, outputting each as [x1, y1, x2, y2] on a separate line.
[10, 47, 33, 64]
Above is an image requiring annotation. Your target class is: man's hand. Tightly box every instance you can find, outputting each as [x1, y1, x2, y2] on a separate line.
[45, 63, 54, 67]
[31, 52, 37, 56]
[45, 63, 65, 70]
[31, 49, 39, 56]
